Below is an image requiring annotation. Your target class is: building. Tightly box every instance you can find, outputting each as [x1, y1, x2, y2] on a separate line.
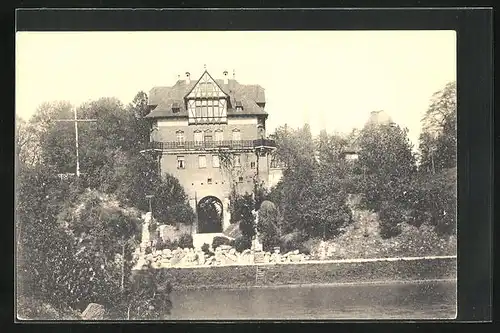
[342, 110, 395, 160]
[142, 69, 277, 247]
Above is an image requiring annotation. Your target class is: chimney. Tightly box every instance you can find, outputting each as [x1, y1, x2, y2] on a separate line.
[185, 72, 190, 84]
[223, 70, 228, 84]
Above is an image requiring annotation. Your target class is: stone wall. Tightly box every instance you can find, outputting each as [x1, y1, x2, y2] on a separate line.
[144, 256, 457, 291]
[132, 244, 309, 270]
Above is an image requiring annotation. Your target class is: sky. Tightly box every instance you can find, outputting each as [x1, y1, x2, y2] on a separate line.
[16, 31, 456, 149]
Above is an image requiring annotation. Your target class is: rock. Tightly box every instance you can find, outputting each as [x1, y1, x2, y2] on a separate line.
[293, 250, 299, 255]
[82, 303, 105, 320]
[289, 254, 302, 262]
[263, 254, 271, 263]
[229, 248, 236, 255]
[163, 249, 171, 255]
[219, 245, 232, 251]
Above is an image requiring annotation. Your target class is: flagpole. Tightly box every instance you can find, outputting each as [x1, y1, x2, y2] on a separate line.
[74, 107, 80, 177]
[53, 108, 96, 177]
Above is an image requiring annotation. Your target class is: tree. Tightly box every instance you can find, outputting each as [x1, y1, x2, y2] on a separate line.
[257, 200, 281, 250]
[356, 122, 417, 238]
[269, 124, 317, 234]
[299, 167, 353, 239]
[26, 94, 195, 226]
[419, 81, 457, 173]
[267, 125, 354, 240]
[234, 193, 256, 239]
[16, 93, 181, 317]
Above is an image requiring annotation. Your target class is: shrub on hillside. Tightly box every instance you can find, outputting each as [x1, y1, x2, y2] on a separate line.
[279, 231, 310, 254]
[177, 234, 193, 249]
[233, 235, 251, 252]
[212, 236, 232, 250]
[201, 243, 214, 256]
[156, 239, 179, 251]
[257, 200, 281, 251]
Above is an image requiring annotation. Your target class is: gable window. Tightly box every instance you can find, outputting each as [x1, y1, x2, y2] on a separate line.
[212, 155, 220, 168]
[186, 72, 228, 124]
[176, 130, 185, 144]
[194, 131, 203, 146]
[232, 129, 241, 141]
[198, 155, 207, 168]
[177, 156, 185, 169]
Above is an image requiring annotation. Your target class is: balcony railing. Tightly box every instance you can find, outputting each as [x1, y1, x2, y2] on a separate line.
[144, 139, 276, 151]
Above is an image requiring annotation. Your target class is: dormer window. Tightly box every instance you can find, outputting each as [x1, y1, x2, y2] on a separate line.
[235, 101, 243, 111]
[172, 102, 180, 113]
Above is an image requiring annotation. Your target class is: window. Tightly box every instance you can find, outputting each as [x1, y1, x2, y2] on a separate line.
[212, 155, 220, 168]
[187, 98, 228, 124]
[198, 155, 207, 168]
[214, 130, 224, 143]
[172, 102, 180, 113]
[250, 161, 256, 169]
[207, 178, 213, 184]
[238, 176, 244, 183]
[234, 155, 241, 167]
[232, 129, 241, 141]
[177, 156, 185, 169]
[176, 131, 184, 144]
[194, 131, 203, 145]
[235, 101, 243, 111]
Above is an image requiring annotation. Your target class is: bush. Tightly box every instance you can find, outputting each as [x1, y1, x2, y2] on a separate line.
[279, 231, 301, 253]
[212, 236, 232, 250]
[156, 239, 179, 251]
[201, 243, 209, 253]
[177, 234, 193, 249]
[201, 243, 213, 256]
[233, 235, 251, 252]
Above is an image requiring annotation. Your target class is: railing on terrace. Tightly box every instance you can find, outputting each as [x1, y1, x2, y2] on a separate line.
[144, 139, 276, 151]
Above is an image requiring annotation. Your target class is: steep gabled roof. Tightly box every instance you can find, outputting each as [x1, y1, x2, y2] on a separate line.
[145, 71, 267, 119]
[184, 70, 228, 99]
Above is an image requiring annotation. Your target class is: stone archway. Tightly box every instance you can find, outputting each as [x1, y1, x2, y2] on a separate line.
[197, 196, 223, 233]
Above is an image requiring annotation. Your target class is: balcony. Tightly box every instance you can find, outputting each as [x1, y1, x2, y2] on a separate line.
[143, 139, 276, 152]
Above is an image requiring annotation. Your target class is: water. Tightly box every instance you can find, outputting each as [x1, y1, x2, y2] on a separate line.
[168, 280, 456, 320]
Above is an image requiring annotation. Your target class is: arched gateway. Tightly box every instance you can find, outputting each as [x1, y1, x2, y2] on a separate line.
[197, 196, 223, 233]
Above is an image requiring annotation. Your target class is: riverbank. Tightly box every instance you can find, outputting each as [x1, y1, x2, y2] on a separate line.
[144, 256, 456, 291]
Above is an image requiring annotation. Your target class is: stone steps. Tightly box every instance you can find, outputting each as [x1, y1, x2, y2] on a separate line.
[255, 265, 266, 284]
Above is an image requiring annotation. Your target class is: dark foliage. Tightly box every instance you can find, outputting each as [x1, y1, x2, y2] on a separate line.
[212, 236, 232, 250]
